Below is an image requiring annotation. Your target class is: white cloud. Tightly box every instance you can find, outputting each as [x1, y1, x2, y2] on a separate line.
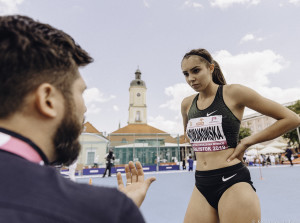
[0, 0, 23, 14]
[241, 34, 255, 42]
[113, 105, 119, 111]
[240, 33, 264, 44]
[143, 0, 150, 8]
[213, 50, 289, 89]
[85, 103, 101, 115]
[83, 88, 115, 104]
[289, 0, 300, 6]
[183, 0, 203, 9]
[160, 83, 195, 111]
[253, 86, 300, 105]
[83, 88, 115, 115]
[210, 0, 260, 9]
[148, 115, 184, 135]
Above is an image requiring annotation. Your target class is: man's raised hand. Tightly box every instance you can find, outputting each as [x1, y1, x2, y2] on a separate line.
[117, 161, 156, 207]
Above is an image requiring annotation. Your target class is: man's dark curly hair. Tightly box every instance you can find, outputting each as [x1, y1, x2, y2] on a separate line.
[0, 15, 93, 118]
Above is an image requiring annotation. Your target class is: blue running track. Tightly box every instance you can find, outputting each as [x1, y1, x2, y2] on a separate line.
[76, 165, 300, 223]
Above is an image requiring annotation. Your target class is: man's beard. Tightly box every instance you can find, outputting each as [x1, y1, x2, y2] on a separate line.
[52, 100, 83, 166]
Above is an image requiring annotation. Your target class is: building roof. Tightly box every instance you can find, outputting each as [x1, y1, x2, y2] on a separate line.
[110, 124, 167, 134]
[179, 135, 186, 144]
[83, 122, 102, 134]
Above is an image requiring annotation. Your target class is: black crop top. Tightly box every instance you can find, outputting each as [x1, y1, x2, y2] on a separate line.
[186, 85, 240, 152]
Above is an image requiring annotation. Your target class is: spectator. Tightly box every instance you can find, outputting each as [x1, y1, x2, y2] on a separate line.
[285, 148, 294, 166]
[270, 154, 275, 166]
[187, 156, 194, 171]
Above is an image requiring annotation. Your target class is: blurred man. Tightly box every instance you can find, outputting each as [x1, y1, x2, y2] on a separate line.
[102, 148, 115, 177]
[0, 15, 155, 222]
[285, 147, 294, 166]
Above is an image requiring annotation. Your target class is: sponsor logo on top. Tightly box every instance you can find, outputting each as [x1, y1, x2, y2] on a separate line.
[210, 116, 218, 123]
[196, 118, 204, 126]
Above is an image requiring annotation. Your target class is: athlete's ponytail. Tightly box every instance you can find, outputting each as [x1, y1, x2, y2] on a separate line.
[212, 60, 226, 85]
[182, 49, 226, 85]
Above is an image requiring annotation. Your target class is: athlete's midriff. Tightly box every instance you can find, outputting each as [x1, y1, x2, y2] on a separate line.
[195, 148, 241, 171]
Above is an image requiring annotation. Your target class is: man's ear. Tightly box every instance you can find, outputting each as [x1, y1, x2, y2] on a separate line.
[34, 83, 63, 118]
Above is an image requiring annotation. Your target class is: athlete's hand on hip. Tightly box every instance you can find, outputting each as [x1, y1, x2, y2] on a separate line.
[227, 139, 250, 162]
[117, 161, 156, 207]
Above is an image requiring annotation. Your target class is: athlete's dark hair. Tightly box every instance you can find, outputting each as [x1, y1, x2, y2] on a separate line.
[183, 48, 226, 85]
[0, 15, 93, 118]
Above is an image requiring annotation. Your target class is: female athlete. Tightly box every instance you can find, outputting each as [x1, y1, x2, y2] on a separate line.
[181, 48, 300, 223]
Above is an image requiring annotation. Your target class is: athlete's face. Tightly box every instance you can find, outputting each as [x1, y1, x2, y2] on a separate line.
[53, 75, 87, 166]
[181, 56, 214, 92]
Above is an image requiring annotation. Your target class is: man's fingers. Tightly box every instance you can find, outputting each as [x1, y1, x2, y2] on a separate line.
[135, 161, 145, 182]
[129, 161, 138, 183]
[144, 177, 156, 188]
[117, 172, 124, 190]
[125, 164, 131, 184]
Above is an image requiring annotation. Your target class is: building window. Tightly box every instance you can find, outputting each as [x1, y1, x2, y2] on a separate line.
[87, 152, 95, 165]
[136, 111, 141, 121]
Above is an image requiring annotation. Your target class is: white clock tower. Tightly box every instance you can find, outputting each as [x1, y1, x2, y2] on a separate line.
[128, 69, 147, 124]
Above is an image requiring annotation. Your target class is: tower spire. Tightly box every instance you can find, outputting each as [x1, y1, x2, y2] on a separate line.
[135, 67, 141, 80]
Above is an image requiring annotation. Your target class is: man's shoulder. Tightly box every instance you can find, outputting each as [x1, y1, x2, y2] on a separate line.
[58, 180, 145, 222]
[0, 153, 144, 223]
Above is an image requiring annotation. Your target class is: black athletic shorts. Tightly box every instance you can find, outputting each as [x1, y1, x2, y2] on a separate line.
[195, 162, 256, 210]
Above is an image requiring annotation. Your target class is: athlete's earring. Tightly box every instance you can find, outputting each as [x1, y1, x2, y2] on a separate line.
[210, 63, 215, 74]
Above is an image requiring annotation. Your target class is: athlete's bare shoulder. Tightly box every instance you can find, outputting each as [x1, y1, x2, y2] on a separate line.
[181, 94, 197, 111]
[223, 84, 253, 105]
[223, 84, 248, 95]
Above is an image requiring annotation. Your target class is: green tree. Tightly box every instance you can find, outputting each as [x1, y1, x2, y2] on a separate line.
[239, 126, 251, 141]
[283, 100, 300, 145]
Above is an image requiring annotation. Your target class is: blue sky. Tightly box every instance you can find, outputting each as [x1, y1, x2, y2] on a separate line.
[1, 0, 300, 135]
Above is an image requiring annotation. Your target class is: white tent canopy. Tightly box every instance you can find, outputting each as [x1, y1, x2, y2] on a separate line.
[248, 143, 265, 150]
[266, 141, 287, 149]
[246, 149, 259, 156]
[258, 146, 285, 154]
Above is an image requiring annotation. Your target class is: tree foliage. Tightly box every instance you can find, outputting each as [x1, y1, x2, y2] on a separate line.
[283, 100, 300, 145]
[239, 126, 251, 141]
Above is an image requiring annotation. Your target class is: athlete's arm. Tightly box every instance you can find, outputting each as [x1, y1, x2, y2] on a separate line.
[181, 96, 193, 143]
[227, 84, 300, 162]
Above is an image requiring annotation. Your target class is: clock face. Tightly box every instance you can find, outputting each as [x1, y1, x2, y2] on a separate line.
[137, 93, 141, 97]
